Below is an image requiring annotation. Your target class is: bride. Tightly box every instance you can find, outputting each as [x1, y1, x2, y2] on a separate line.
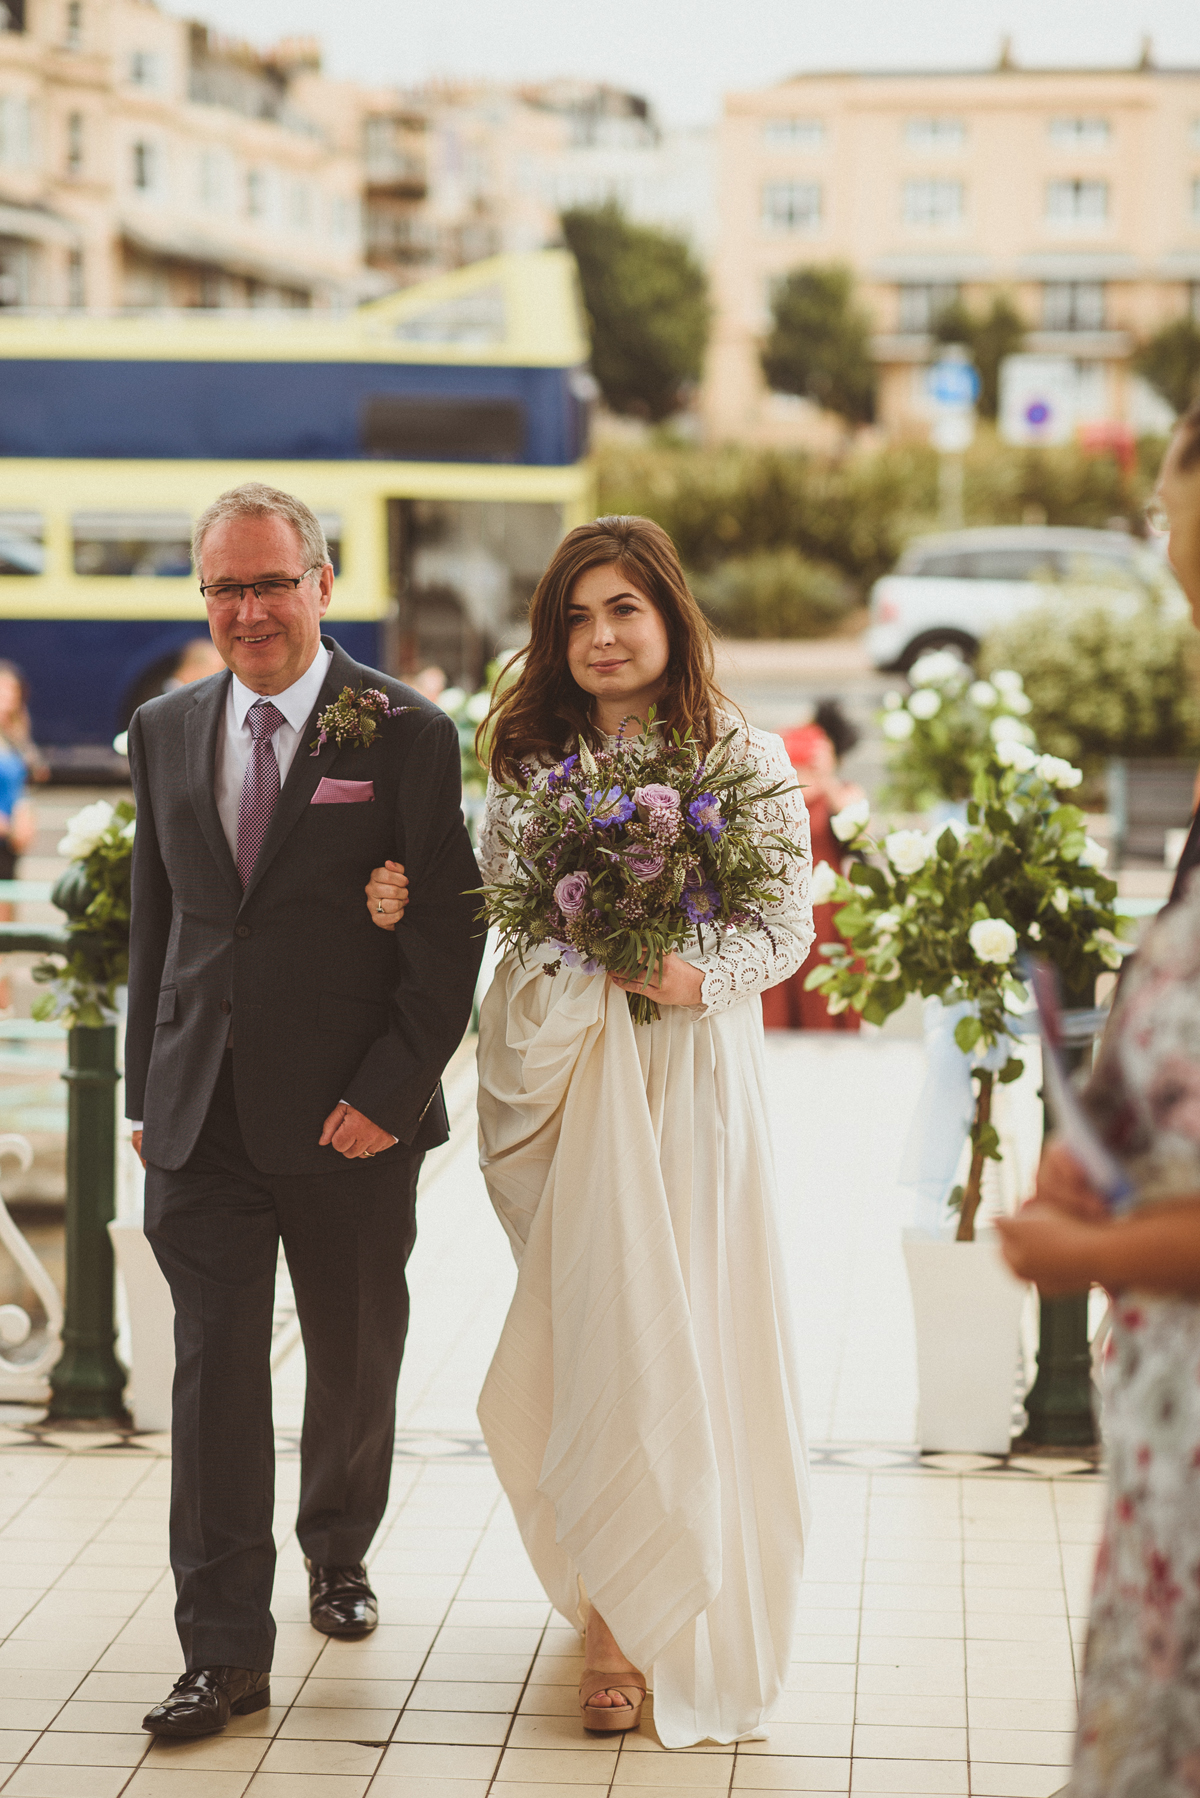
[368, 515, 814, 1748]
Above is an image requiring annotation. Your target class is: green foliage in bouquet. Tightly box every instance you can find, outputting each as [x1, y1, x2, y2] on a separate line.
[881, 649, 1037, 809]
[33, 800, 135, 1027]
[806, 754, 1126, 1240]
[981, 596, 1200, 778]
[478, 718, 803, 1023]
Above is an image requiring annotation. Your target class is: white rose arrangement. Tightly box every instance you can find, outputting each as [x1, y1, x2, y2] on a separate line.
[34, 799, 137, 1027]
[806, 751, 1127, 1239]
[882, 655, 1038, 811]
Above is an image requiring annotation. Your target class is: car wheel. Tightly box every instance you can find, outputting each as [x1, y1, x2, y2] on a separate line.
[896, 630, 979, 676]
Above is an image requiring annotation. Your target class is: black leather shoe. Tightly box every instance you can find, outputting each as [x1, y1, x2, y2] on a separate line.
[142, 1666, 270, 1737]
[307, 1559, 378, 1637]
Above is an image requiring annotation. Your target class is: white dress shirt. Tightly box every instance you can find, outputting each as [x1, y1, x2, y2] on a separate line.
[214, 646, 333, 861]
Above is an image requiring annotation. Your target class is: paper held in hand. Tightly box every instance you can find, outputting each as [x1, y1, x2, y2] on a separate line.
[1027, 957, 1133, 1212]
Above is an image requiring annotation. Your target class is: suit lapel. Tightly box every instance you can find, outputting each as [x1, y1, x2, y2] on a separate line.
[237, 638, 361, 911]
[185, 673, 241, 900]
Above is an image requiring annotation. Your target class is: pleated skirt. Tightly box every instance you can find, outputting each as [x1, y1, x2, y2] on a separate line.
[475, 951, 811, 1748]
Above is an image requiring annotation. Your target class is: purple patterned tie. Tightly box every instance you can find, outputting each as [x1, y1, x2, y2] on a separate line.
[236, 700, 285, 887]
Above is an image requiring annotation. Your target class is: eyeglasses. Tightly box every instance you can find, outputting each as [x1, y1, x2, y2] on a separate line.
[199, 568, 321, 606]
[1144, 500, 1171, 537]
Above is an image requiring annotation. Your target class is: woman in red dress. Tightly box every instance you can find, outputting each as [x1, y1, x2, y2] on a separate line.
[762, 708, 864, 1032]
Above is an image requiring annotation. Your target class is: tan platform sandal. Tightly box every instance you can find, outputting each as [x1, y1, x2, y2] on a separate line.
[579, 1668, 646, 1734]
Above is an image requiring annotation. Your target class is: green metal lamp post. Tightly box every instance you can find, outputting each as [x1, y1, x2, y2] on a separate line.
[1021, 990, 1100, 1449]
[0, 917, 129, 1425]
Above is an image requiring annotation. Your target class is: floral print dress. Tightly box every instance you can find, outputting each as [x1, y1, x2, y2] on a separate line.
[1071, 879, 1200, 1796]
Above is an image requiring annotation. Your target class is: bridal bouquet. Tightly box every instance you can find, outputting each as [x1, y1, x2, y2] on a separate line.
[479, 720, 803, 1022]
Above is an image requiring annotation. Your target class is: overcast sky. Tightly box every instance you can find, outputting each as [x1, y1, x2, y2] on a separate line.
[190, 0, 1200, 127]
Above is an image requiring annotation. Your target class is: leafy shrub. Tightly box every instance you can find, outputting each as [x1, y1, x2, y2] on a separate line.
[981, 599, 1200, 775]
[691, 550, 855, 639]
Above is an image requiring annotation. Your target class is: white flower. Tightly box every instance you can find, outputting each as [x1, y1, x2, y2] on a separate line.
[465, 691, 491, 724]
[990, 715, 1035, 745]
[994, 739, 1038, 772]
[969, 917, 1018, 965]
[882, 709, 916, 741]
[909, 650, 968, 688]
[1004, 690, 1034, 715]
[885, 829, 931, 877]
[830, 798, 871, 843]
[57, 801, 115, 860]
[1051, 887, 1070, 914]
[810, 861, 840, 904]
[1027, 921, 1042, 941]
[907, 688, 942, 721]
[991, 669, 1025, 695]
[1034, 754, 1083, 789]
[1078, 836, 1109, 870]
[968, 680, 998, 708]
[873, 910, 900, 936]
[112, 731, 129, 757]
[882, 689, 905, 711]
[120, 819, 136, 842]
[438, 686, 466, 713]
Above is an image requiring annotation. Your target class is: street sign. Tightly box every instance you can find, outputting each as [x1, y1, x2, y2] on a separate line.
[998, 355, 1077, 445]
[927, 359, 981, 411]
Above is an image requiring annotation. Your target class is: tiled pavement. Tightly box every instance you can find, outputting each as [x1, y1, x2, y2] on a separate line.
[0, 1035, 1101, 1796]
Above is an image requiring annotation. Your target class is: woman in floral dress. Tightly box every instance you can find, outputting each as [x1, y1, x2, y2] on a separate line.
[998, 398, 1200, 1796]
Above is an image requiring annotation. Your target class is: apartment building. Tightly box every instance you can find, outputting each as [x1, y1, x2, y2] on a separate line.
[706, 51, 1200, 442]
[0, 0, 369, 311]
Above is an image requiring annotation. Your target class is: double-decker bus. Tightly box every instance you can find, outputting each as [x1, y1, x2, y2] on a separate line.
[0, 250, 593, 773]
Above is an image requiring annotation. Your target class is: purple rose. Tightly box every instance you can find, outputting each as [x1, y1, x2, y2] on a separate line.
[554, 872, 590, 915]
[625, 847, 666, 883]
[634, 783, 681, 820]
[585, 787, 636, 827]
[687, 793, 725, 842]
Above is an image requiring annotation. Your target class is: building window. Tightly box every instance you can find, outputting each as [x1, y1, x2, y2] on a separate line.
[287, 180, 312, 231]
[129, 51, 158, 86]
[1046, 178, 1109, 224]
[63, 0, 81, 49]
[903, 179, 964, 227]
[199, 148, 228, 211]
[904, 117, 966, 152]
[1042, 281, 1106, 331]
[67, 245, 83, 308]
[330, 195, 357, 241]
[0, 95, 33, 168]
[65, 110, 82, 176]
[761, 180, 822, 232]
[897, 282, 960, 334]
[246, 168, 266, 219]
[1049, 117, 1111, 150]
[131, 139, 156, 192]
[762, 117, 825, 150]
[1, 2, 27, 33]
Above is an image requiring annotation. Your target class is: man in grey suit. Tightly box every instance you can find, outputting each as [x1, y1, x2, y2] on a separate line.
[126, 482, 483, 1738]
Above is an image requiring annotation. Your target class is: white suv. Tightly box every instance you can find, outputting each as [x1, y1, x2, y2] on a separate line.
[867, 526, 1179, 673]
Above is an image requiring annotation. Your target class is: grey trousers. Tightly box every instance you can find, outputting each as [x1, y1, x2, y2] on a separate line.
[144, 1051, 421, 1672]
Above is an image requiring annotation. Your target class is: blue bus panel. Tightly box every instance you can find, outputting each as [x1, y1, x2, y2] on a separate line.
[0, 361, 587, 465]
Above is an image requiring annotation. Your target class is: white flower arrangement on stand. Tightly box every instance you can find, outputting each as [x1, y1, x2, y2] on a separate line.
[806, 750, 1126, 1241]
[882, 653, 1038, 812]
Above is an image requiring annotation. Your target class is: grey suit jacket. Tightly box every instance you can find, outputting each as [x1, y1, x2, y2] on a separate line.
[125, 636, 484, 1174]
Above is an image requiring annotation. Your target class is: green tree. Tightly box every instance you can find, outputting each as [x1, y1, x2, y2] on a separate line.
[560, 201, 710, 422]
[759, 264, 877, 426]
[933, 292, 1027, 419]
[1134, 315, 1200, 417]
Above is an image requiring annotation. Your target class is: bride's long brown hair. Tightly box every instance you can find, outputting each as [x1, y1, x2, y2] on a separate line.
[483, 515, 730, 781]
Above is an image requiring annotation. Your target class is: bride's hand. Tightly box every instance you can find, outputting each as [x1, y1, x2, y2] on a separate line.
[610, 952, 704, 1008]
[365, 860, 409, 931]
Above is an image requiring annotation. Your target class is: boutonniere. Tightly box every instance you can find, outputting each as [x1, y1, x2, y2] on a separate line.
[310, 686, 410, 756]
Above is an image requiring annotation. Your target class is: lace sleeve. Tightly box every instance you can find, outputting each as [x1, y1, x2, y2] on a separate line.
[694, 724, 815, 1017]
[476, 775, 521, 888]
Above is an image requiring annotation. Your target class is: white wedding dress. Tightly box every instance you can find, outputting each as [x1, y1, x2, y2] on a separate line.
[475, 717, 815, 1748]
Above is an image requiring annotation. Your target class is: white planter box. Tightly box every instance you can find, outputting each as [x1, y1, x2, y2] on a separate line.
[108, 1219, 174, 1433]
[903, 1232, 1028, 1455]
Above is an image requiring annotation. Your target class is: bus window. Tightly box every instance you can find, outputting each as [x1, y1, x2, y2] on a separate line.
[316, 514, 342, 576]
[72, 513, 192, 577]
[0, 513, 44, 576]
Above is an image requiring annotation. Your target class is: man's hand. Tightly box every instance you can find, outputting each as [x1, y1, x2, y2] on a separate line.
[319, 1101, 396, 1159]
[131, 1129, 145, 1168]
[365, 861, 409, 932]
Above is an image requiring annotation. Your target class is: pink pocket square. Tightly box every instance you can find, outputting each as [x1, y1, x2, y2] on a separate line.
[311, 778, 374, 805]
